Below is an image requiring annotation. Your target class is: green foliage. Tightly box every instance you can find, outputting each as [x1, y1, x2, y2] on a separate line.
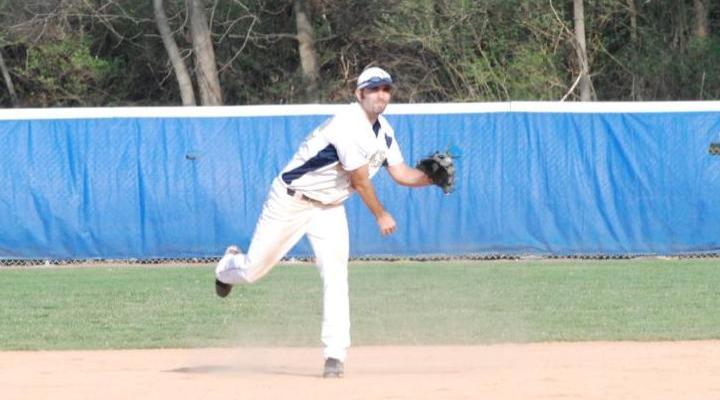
[19, 38, 118, 106]
[588, 0, 720, 100]
[505, 44, 565, 100]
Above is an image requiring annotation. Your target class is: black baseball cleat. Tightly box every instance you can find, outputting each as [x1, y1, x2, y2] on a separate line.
[214, 245, 241, 298]
[322, 358, 344, 378]
[215, 279, 232, 298]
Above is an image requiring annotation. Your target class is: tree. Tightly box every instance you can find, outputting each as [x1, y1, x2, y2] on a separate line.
[693, 0, 709, 39]
[294, 0, 320, 101]
[572, 0, 593, 101]
[153, 0, 222, 106]
[626, 0, 638, 44]
[0, 49, 17, 106]
[153, 0, 196, 105]
[2, 0, 720, 106]
[188, 0, 222, 105]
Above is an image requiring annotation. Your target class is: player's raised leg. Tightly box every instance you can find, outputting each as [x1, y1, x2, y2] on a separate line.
[215, 179, 315, 294]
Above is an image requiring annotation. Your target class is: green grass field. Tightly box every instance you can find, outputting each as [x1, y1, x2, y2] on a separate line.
[1, 259, 719, 350]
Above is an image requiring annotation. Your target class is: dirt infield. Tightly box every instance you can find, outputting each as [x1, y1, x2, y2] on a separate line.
[3, 342, 720, 399]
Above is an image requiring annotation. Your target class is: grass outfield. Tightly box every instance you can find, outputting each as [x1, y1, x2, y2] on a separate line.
[1, 259, 719, 350]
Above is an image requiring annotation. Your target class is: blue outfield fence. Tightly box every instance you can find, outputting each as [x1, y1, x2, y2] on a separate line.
[0, 102, 718, 260]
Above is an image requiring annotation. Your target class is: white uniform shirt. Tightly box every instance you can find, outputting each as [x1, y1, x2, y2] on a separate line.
[279, 102, 404, 205]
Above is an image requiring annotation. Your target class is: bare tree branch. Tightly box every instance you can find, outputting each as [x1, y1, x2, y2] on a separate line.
[561, 73, 582, 101]
[218, 16, 257, 72]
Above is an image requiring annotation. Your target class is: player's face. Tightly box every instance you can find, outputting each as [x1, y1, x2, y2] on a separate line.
[356, 85, 392, 116]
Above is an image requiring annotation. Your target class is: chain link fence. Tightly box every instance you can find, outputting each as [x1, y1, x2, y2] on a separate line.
[2, 252, 718, 267]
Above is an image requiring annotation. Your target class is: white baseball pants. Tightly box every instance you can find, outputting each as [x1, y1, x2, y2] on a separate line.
[215, 178, 351, 361]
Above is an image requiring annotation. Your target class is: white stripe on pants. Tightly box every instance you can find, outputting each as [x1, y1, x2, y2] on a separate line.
[215, 178, 351, 361]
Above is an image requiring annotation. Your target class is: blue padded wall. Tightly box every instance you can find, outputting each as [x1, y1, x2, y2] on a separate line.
[0, 104, 718, 259]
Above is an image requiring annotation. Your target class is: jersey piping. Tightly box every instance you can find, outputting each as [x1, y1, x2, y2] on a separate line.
[281, 144, 339, 185]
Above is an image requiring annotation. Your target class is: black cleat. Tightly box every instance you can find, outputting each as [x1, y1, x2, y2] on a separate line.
[215, 245, 240, 298]
[323, 358, 344, 378]
[215, 279, 232, 298]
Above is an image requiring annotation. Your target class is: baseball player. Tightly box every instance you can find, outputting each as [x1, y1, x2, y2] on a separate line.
[215, 67, 434, 378]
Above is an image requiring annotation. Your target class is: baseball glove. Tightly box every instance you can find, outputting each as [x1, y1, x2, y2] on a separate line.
[416, 151, 456, 194]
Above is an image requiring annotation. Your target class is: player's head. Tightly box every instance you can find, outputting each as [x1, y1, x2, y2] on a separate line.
[355, 67, 393, 116]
